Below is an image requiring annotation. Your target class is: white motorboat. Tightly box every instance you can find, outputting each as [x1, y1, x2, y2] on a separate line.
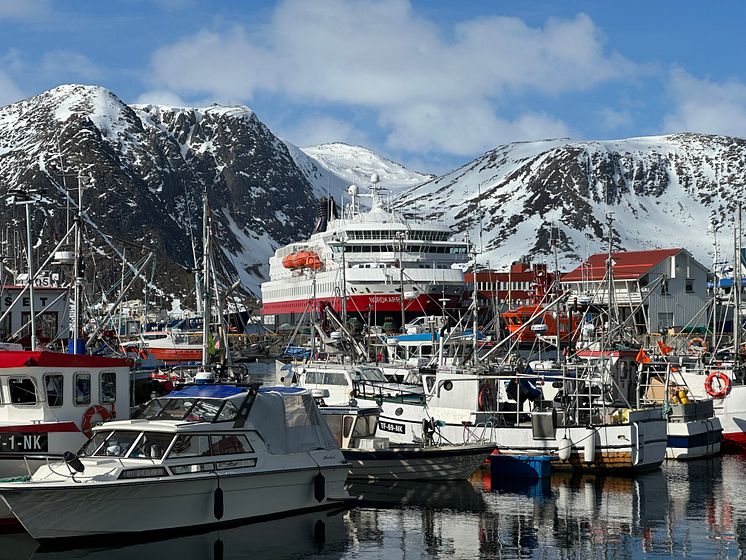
[0, 384, 349, 542]
[319, 404, 493, 480]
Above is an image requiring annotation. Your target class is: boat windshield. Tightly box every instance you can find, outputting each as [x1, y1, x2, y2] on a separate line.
[79, 431, 176, 458]
[139, 398, 238, 423]
[353, 367, 387, 382]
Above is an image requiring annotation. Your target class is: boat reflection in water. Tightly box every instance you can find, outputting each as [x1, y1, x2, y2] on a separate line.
[5, 508, 350, 560]
[4, 457, 746, 559]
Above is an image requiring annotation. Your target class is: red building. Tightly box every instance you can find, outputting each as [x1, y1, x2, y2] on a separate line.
[464, 261, 559, 308]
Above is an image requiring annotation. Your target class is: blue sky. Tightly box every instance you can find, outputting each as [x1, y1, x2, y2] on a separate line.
[2, 0, 746, 173]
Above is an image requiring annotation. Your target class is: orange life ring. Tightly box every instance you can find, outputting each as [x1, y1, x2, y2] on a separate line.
[688, 337, 709, 353]
[704, 371, 731, 399]
[82, 405, 111, 438]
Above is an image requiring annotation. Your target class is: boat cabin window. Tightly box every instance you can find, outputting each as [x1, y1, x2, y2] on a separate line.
[100, 372, 116, 404]
[79, 430, 111, 456]
[93, 431, 140, 457]
[354, 367, 387, 382]
[305, 371, 347, 386]
[210, 434, 253, 455]
[143, 333, 167, 340]
[352, 415, 378, 438]
[325, 415, 344, 443]
[168, 434, 212, 458]
[74, 373, 91, 406]
[8, 377, 37, 405]
[140, 397, 237, 423]
[44, 374, 64, 407]
[216, 401, 239, 422]
[128, 432, 175, 459]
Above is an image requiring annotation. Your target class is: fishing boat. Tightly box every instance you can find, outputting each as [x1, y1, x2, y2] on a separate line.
[0, 384, 349, 542]
[122, 329, 203, 363]
[348, 360, 668, 473]
[319, 403, 493, 480]
[635, 354, 722, 459]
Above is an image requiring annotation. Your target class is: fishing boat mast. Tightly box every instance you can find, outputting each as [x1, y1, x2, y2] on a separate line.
[201, 186, 211, 367]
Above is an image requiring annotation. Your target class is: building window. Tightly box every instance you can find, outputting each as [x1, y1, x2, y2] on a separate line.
[685, 279, 694, 293]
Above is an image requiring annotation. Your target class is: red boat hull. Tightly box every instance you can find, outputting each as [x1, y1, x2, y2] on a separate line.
[145, 348, 202, 362]
[262, 293, 461, 316]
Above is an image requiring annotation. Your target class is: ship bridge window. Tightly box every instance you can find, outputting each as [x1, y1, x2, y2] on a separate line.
[44, 374, 64, 407]
[9, 377, 37, 405]
[74, 373, 91, 406]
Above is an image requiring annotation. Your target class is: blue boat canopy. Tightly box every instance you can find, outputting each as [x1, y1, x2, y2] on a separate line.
[168, 385, 247, 399]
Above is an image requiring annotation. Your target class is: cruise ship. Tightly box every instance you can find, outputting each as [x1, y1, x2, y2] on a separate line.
[261, 176, 469, 330]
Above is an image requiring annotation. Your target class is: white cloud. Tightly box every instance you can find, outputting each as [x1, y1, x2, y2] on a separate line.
[664, 68, 746, 137]
[135, 89, 188, 107]
[0, 0, 51, 20]
[279, 115, 371, 148]
[598, 107, 632, 130]
[144, 0, 632, 154]
[40, 50, 102, 80]
[381, 102, 570, 155]
[0, 70, 24, 107]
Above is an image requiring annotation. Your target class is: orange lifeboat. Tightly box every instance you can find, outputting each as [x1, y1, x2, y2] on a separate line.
[282, 254, 300, 268]
[305, 252, 322, 269]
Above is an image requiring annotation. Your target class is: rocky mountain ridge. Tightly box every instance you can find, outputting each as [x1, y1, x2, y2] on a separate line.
[398, 134, 746, 270]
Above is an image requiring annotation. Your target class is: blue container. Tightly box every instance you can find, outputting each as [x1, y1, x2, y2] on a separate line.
[488, 454, 553, 479]
[67, 339, 86, 355]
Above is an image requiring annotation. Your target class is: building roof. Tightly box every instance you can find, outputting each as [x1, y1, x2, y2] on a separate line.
[562, 248, 683, 282]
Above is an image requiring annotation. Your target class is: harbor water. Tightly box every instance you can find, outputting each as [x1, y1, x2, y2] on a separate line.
[0, 455, 744, 559]
[1, 363, 744, 559]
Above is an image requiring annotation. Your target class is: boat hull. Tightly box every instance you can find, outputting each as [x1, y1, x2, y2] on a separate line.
[665, 418, 722, 460]
[0, 463, 349, 541]
[679, 372, 746, 451]
[342, 443, 494, 480]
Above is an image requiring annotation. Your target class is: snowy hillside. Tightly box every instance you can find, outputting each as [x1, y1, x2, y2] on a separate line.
[0, 84, 319, 299]
[300, 142, 433, 194]
[398, 134, 746, 270]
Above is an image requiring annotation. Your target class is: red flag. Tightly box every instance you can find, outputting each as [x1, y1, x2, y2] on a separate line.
[636, 347, 651, 364]
[657, 340, 673, 356]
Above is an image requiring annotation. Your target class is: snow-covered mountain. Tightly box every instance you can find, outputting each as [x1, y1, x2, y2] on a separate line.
[0, 85, 322, 300]
[0, 85, 429, 302]
[398, 134, 746, 270]
[300, 143, 433, 193]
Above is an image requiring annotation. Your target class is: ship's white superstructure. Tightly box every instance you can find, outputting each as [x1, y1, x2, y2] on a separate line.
[261, 176, 469, 330]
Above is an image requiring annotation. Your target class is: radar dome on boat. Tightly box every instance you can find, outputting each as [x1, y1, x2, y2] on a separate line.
[370, 173, 379, 184]
[348, 184, 359, 196]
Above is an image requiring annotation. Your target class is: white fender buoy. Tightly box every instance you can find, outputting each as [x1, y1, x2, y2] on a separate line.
[583, 429, 596, 463]
[558, 437, 572, 461]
